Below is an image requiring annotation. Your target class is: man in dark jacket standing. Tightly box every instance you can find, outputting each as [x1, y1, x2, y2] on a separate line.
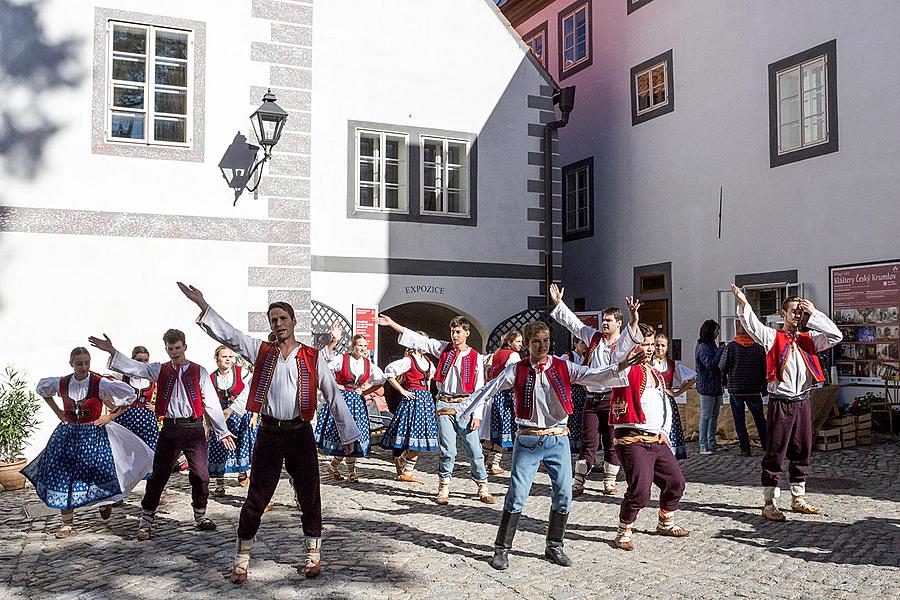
[719, 321, 768, 456]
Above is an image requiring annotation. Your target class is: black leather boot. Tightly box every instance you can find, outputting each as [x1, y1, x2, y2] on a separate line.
[545, 510, 572, 567]
[488, 510, 520, 570]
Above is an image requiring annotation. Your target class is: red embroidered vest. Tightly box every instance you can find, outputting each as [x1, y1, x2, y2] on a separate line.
[434, 345, 478, 393]
[210, 365, 246, 409]
[335, 354, 371, 388]
[247, 341, 319, 420]
[156, 362, 204, 418]
[657, 359, 676, 389]
[402, 355, 430, 391]
[488, 349, 518, 380]
[123, 375, 155, 408]
[582, 332, 616, 366]
[512, 357, 573, 420]
[60, 373, 104, 423]
[610, 365, 664, 425]
[766, 330, 825, 384]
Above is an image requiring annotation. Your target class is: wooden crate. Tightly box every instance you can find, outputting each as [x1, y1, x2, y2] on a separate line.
[815, 440, 843, 451]
[825, 415, 855, 428]
[842, 438, 857, 448]
[840, 423, 856, 435]
[814, 428, 842, 451]
[855, 413, 872, 426]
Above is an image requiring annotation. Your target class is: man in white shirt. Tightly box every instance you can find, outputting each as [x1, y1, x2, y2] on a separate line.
[89, 329, 235, 540]
[731, 284, 842, 521]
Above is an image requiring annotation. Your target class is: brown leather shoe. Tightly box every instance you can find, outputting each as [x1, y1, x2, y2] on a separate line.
[762, 504, 786, 522]
[656, 524, 690, 537]
[135, 528, 152, 541]
[230, 565, 248, 584]
[211, 487, 226, 498]
[479, 493, 496, 505]
[55, 526, 75, 539]
[615, 537, 635, 551]
[304, 560, 321, 578]
[791, 497, 822, 515]
[398, 473, 421, 483]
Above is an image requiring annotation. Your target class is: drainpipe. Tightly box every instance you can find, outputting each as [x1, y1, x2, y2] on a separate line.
[543, 86, 576, 307]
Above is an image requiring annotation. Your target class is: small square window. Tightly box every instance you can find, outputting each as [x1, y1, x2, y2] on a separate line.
[522, 22, 548, 67]
[355, 129, 409, 213]
[769, 40, 838, 167]
[557, 0, 592, 81]
[562, 157, 594, 241]
[630, 49, 674, 125]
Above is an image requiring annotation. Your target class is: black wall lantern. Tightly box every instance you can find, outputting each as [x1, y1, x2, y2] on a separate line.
[233, 89, 288, 204]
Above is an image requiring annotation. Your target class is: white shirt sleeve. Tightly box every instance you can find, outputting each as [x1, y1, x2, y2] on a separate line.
[673, 363, 696, 388]
[367, 362, 387, 386]
[384, 357, 412, 379]
[325, 353, 343, 372]
[504, 352, 522, 367]
[397, 329, 447, 358]
[98, 378, 138, 407]
[36, 377, 61, 397]
[199, 366, 231, 440]
[610, 325, 643, 364]
[108, 352, 163, 382]
[738, 302, 776, 351]
[228, 373, 251, 416]
[196, 306, 263, 363]
[567, 361, 629, 388]
[550, 301, 597, 344]
[317, 352, 361, 445]
[458, 363, 517, 423]
[806, 310, 843, 351]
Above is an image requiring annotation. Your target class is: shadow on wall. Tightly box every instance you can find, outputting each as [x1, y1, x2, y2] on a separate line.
[0, 0, 84, 310]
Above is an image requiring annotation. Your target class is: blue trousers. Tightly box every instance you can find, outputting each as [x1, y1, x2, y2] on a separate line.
[437, 411, 488, 481]
[504, 432, 572, 514]
[699, 394, 722, 450]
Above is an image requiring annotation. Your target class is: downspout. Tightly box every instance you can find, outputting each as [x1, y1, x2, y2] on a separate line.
[543, 86, 576, 307]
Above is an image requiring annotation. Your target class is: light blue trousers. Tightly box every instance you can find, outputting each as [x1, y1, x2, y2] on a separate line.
[699, 394, 722, 450]
[504, 432, 572, 514]
[437, 411, 488, 481]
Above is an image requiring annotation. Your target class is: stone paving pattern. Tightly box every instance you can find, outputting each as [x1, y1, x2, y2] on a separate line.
[1, 436, 898, 599]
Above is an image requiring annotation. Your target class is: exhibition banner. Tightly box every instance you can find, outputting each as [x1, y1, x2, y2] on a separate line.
[352, 305, 379, 363]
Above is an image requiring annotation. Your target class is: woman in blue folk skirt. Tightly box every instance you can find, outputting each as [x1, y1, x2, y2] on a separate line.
[562, 337, 589, 456]
[380, 341, 439, 482]
[482, 331, 523, 475]
[316, 327, 385, 483]
[652, 333, 696, 461]
[114, 345, 159, 479]
[23, 347, 153, 538]
[208, 345, 254, 496]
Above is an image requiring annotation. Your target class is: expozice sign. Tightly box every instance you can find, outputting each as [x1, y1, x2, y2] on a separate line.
[404, 285, 445, 295]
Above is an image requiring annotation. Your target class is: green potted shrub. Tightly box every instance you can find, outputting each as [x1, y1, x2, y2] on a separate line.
[0, 366, 41, 491]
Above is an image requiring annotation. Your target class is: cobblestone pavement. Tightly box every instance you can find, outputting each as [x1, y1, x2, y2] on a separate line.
[1, 436, 898, 600]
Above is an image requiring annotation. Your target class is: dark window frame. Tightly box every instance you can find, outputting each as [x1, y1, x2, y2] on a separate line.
[561, 156, 594, 241]
[768, 39, 838, 168]
[627, 0, 654, 14]
[630, 49, 674, 126]
[557, 0, 593, 81]
[522, 21, 548, 67]
[346, 120, 478, 227]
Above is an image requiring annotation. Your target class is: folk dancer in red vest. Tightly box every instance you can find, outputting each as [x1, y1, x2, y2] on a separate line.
[548, 284, 642, 497]
[560, 337, 589, 454]
[381, 340, 440, 482]
[482, 330, 523, 475]
[180, 282, 360, 583]
[458, 322, 644, 570]
[610, 324, 690, 551]
[114, 345, 161, 478]
[90, 329, 235, 540]
[731, 284, 842, 521]
[209, 345, 253, 496]
[651, 333, 696, 461]
[378, 314, 496, 505]
[318, 324, 385, 483]
[23, 347, 153, 538]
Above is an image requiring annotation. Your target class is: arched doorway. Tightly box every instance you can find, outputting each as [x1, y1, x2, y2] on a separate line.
[377, 302, 485, 368]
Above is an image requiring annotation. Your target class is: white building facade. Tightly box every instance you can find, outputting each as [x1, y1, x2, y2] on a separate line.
[0, 0, 560, 456]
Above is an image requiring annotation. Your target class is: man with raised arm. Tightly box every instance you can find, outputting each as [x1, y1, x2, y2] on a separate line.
[178, 282, 359, 583]
[731, 284, 842, 521]
[548, 284, 643, 497]
[88, 329, 235, 540]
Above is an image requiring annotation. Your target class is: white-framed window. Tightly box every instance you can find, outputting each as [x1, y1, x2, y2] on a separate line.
[776, 56, 827, 154]
[561, 4, 589, 70]
[421, 137, 469, 217]
[355, 129, 409, 213]
[524, 26, 546, 67]
[564, 164, 590, 234]
[635, 61, 668, 115]
[106, 21, 192, 146]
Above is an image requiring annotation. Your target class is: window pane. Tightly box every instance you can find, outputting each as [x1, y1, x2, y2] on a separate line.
[779, 97, 800, 127]
[448, 191, 465, 214]
[651, 65, 665, 88]
[803, 89, 825, 119]
[637, 72, 650, 111]
[778, 69, 799, 101]
[154, 117, 186, 143]
[803, 115, 826, 144]
[567, 211, 577, 231]
[447, 142, 465, 165]
[578, 207, 589, 228]
[423, 165, 436, 188]
[564, 15, 574, 35]
[359, 184, 377, 208]
[110, 112, 145, 139]
[566, 171, 577, 190]
[801, 61, 824, 93]
[384, 161, 398, 184]
[359, 159, 376, 183]
[155, 31, 188, 60]
[359, 133, 378, 157]
[575, 168, 586, 190]
[424, 189, 441, 212]
[423, 139, 441, 163]
[574, 10, 587, 60]
[155, 62, 186, 87]
[113, 86, 144, 109]
[112, 58, 145, 82]
[385, 186, 400, 210]
[780, 123, 801, 151]
[113, 25, 146, 54]
[385, 137, 400, 159]
[155, 90, 187, 115]
[447, 166, 462, 190]
[652, 83, 666, 106]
